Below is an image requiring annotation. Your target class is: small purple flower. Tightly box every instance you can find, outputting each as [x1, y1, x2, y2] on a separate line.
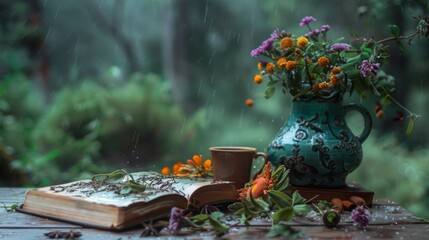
[300, 16, 316, 26]
[320, 25, 331, 32]
[359, 60, 380, 78]
[168, 207, 184, 235]
[270, 28, 285, 39]
[251, 29, 285, 57]
[351, 205, 371, 229]
[330, 43, 350, 52]
[251, 39, 273, 57]
[305, 29, 320, 37]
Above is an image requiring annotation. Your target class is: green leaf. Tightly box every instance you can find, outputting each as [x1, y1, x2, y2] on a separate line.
[128, 181, 146, 192]
[406, 117, 415, 136]
[120, 185, 131, 195]
[189, 214, 209, 224]
[272, 207, 294, 224]
[266, 224, 303, 238]
[380, 96, 392, 106]
[4, 203, 18, 212]
[183, 217, 205, 228]
[240, 213, 251, 227]
[267, 190, 292, 208]
[210, 211, 224, 220]
[292, 191, 304, 205]
[273, 169, 290, 191]
[271, 165, 285, 179]
[249, 191, 269, 211]
[388, 24, 400, 38]
[293, 204, 313, 216]
[264, 86, 276, 99]
[208, 216, 230, 233]
[241, 198, 260, 217]
[228, 202, 244, 214]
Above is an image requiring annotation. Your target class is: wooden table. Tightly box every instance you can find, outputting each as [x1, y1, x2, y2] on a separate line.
[1, 187, 429, 239]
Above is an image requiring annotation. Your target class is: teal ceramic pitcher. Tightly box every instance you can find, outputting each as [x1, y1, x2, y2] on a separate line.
[267, 100, 372, 188]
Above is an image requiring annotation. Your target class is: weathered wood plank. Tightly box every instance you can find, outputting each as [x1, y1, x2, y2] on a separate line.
[0, 188, 28, 202]
[0, 211, 81, 228]
[1, 224, 429, 240]
[1, 187, 429, 240]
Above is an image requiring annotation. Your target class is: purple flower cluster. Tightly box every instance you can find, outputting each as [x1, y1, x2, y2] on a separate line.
[320, 25, 331, 32]
[351, 205, 371, 228]
[305, 29, 320, 37]
[330, 43, 350, 52]
[251, 29, 285, 57]
[359, 60, 380, 78]
[300, 16, 316, 26]
[305, 24, 330, 38]
[168, 207, 184, 235]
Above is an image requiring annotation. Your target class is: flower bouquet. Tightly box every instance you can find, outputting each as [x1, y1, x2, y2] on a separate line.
[251, 16, 428, 131]
[250, 16, 428, 187]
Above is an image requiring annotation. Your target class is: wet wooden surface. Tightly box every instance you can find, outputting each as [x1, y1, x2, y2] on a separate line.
[1, 188, 429, 239]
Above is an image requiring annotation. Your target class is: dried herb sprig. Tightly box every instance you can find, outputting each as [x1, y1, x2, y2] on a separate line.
[44, 230, 82, 239]
[3, 203, 18, 212]
[92, 169, 146, 195]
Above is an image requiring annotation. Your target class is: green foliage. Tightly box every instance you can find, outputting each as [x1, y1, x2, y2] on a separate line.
[184, 212, 229, 234]
[266, 223, 303, 238]
[3, 203, 19, 213]
[228, 165, 312, 230]
[0, 73, 207, 186]
[349, 134, 429, 218]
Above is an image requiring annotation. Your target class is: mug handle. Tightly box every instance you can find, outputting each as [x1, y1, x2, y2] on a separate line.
[251, 152, 269, 180]
[343, 103, 372, 143]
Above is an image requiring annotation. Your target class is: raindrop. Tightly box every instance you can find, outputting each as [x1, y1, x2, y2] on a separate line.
[181, 117, 186, 134]
[54, 5, 61, 18]
[44, 27, 52, 44]
[196, 79, 203, 98]
[208, 49, 216, 65]
[203, 0, 209, 23]
[238, 108, 244, 129]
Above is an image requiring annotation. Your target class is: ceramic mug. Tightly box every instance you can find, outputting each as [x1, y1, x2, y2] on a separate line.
[209, 146, 268, 189]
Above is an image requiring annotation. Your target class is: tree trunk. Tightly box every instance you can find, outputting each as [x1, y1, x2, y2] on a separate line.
[86, 0, 141, 74]
[162, 0, 190, 112]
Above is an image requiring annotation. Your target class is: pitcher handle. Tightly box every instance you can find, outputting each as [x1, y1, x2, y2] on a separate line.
[343, 103, 372, 143]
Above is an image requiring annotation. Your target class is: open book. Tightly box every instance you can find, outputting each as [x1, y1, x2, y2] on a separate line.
[19, 172, 238, 230]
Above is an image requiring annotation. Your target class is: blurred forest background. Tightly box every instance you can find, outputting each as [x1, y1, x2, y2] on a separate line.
[1, 0, 429, 216]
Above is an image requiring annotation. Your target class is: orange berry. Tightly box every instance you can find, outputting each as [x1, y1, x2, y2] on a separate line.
[376, 110, 385, 118]
[319, 82, 330, 89]
[204, 160, 212, 170]
[312, 83, 320, 91]
[277, 58, 287, 68]
[266, 62, 275, 73]
[192, 155, 203, 166]
[330, 74, 340, 85]
[317, 56, 330, 67]
[253, 74, 263, 84]
[331, 67, 342, 74]
[245, 98, 254, 107]
[161, 166, 171, 175]
[285, 61, 296, 70]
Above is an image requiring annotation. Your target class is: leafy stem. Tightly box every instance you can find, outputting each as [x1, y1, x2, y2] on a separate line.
[376, 29, 420, 45]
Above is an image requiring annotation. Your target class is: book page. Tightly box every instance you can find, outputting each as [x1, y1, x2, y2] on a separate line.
[36, 172, 219, 208]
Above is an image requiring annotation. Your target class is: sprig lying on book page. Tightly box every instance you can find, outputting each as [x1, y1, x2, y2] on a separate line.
[92, 169, 146, 195]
